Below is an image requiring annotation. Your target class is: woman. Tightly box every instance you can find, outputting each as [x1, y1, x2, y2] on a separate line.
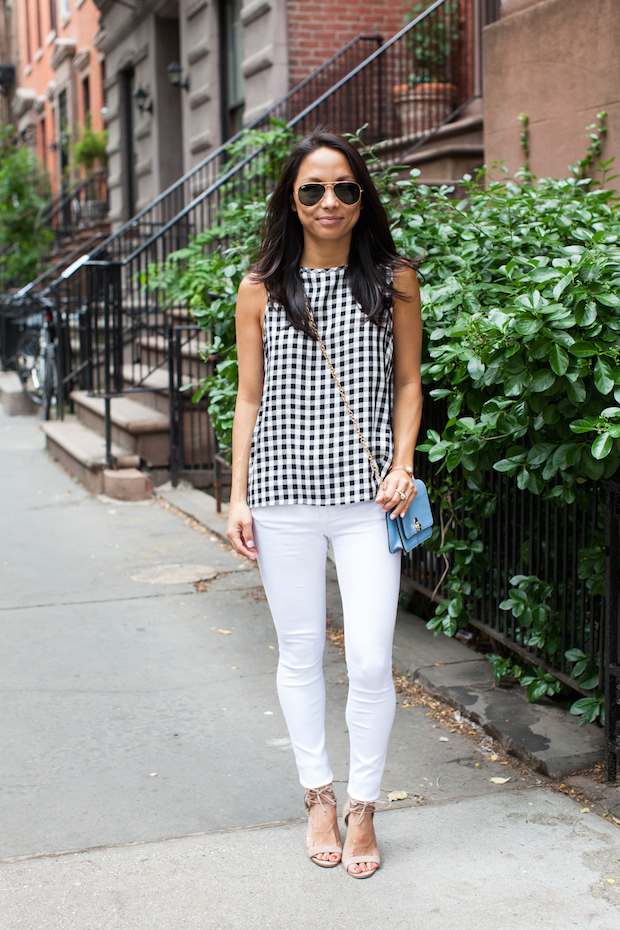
[226, 131, 422, 878]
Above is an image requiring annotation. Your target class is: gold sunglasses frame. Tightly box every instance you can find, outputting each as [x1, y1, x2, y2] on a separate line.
[294, 181, 363, 206]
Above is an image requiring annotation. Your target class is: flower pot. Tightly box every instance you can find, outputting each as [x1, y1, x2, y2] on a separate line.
[394, 83, 457, 137]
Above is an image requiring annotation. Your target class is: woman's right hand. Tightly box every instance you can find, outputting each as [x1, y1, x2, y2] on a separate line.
[226, 502, 258, 560]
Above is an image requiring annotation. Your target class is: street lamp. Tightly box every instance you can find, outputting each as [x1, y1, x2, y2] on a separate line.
[133, 86, 153, 114]
[166, 61, 189, 91]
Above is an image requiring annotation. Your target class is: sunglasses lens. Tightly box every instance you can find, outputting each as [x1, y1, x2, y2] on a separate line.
[334, 182, 361, 204]
[298, 184, 325, 206]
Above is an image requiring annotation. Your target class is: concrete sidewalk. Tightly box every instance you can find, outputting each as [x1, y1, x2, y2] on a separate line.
[1, 408, 620, 930]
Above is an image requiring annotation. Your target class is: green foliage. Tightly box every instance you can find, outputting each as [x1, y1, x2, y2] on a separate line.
[72, 115, 108, 173]
[0, 123, 52, 289]
[404, 1, 462, 85]
[388, 116, 619, 727]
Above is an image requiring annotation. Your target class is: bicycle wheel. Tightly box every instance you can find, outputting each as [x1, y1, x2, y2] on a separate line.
[15, 330, 43, 405]
[42, 348, 58, 421]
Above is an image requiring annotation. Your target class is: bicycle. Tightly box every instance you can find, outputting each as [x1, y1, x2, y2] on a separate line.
[15, 298, 59, 420]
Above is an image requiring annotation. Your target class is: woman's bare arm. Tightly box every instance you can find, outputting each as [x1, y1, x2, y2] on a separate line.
[376, 265, 423, 518]
[226, 275, 267, 559]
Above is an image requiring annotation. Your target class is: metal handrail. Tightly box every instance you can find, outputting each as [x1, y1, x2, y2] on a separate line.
[87, 34, 382, 262]
[42, 170, 106, 224]
[124, 0, 461, 263]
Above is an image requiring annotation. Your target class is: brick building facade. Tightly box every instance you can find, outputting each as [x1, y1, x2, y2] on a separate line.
[10, 0, 105, 197]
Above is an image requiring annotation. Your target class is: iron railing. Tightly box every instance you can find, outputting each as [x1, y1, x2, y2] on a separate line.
[44, 1, 483, 445]
[604, 481, 620, 780]
[91, 35, 383, 265]
[42, 169, 109, 243]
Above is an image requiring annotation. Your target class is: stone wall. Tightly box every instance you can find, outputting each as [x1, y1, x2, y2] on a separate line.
[483, 0, 620, 183]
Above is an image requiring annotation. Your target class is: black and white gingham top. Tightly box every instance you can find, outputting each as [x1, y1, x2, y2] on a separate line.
[247, 265, 394, 507]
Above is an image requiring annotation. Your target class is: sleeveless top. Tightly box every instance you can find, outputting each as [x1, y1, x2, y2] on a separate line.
[247, 265, 394, 508]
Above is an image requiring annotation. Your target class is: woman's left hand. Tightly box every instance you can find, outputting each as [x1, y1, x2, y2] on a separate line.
[376, 470, 417, 520]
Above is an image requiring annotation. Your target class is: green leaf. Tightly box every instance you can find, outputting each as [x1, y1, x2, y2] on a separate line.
[526, 443, 555, 467]
[597, 292, 620, 308]
[578, 671, 600, 691]
[568, 342, 597, 357]
[467, 357, 485, 380]
[549, 344, 569, 376]
[569, 417, 599, 434]
[591, 432, 613, 459]
[566, 379, 586, 404]
[594, 357, 614, 395]
[565, 648, 587, 662]
[575, 300, 597, 327]
[553, 272, 573, 300]
[530, 370, 556, 392]
[514, 317, 543, 336]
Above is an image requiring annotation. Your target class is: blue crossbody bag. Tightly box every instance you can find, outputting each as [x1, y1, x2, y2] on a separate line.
[306, 302, 434, 554]
[385, 478, 434, 553]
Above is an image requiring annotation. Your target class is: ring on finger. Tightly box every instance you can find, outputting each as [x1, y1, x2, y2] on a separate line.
[398, 490, 406, 501]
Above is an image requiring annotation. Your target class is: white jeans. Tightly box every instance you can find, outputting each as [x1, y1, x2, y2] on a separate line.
[251, 501, 401, 801]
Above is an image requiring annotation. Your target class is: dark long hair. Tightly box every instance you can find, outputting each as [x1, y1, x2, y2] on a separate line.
[252, 131, 413, 336]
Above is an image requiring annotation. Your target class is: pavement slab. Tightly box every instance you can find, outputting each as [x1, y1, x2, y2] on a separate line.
[2, 791, 620, 930]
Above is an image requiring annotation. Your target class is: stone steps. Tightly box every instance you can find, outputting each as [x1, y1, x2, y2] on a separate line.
[70, 390, 170, 467]
[41, 418, 150, 500]
[0, 371, 39, 416]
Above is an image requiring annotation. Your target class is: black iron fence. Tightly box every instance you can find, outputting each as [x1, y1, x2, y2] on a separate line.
[402, 390, 620, 777]
[42, 169, 109, 244]
[604, 481, 620, 780]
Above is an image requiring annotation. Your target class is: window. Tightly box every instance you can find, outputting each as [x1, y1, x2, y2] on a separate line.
[82, 75, 90, 120]
[58, 0, 69, 21]
[40, 115, 47, 165]
[49, 0, 56, 32]
[24, 0, 32, 63]
[220, 0, 245, 138]
[35, 0, 42, 49]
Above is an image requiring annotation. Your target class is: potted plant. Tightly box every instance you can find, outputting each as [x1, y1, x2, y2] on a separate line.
[72, 116, 109, 223]
[394, 0, 462, 137]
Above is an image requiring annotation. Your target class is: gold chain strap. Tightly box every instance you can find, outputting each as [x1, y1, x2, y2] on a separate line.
[305, 301, 385, 491]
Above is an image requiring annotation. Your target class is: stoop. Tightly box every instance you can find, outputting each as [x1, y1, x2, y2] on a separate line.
[0, 371, 39, 416]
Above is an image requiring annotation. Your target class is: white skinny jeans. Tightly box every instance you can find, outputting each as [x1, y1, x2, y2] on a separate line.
[251, 501, 401, 801]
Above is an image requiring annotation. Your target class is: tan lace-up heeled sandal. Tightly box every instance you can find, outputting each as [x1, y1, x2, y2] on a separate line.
[342, 797, 390, 879]
[303, 783, 342, 868]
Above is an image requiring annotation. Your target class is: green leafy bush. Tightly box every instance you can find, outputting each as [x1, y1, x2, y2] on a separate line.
[0, 123, 53, 289]
[390, 126, 618, 725]
[72, 115, 108, 173]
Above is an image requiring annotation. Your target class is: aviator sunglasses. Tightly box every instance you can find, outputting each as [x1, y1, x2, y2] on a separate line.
[295, 181, 363, 207]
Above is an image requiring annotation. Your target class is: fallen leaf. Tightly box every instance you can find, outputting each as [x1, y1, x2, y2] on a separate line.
[580, 808, 590, 813]
[475, 762, 480, 767]
[490, 776, 511, 784]
[219, 707, 227, 711]
[491, 755, 498, 761]
[269, 645, 276, 649]
[218, 629, 232, 635]
[438, 737, 449, 742]
[402, 703, 411, 707]
[231, 666, 239, 669]
[607, 878, 616, 884]
[149, 773, 158, 777]
[387, 790, 408, 801]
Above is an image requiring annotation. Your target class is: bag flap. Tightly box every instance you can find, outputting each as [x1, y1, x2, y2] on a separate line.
[399, 479, 433, 540]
